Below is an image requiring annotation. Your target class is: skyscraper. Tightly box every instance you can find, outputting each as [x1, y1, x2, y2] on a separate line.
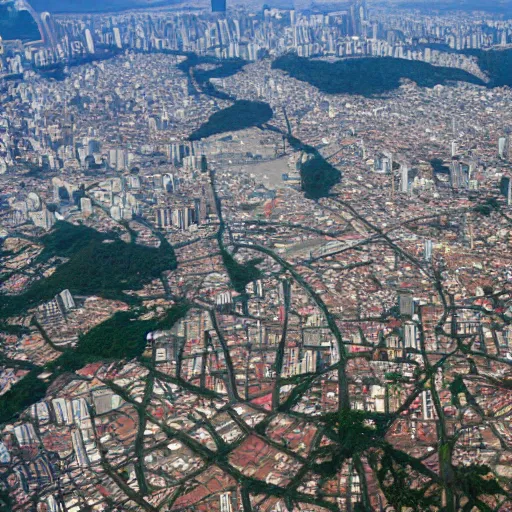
[424, 240, 433, 262]
[85, 28, 95, 54]
[500, 176, 511, 205]
[450, 161, 465, 189]
[211, 0, 226, 13]
[399, 293, 414, 317]
[400, 165, 409, 193]
[113, 27, 122, 49]
[350, 0, 367, 36]
[498, 136, 509, 160]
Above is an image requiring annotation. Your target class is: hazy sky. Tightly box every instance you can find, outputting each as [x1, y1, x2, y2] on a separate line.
[19, 0, 512, 14]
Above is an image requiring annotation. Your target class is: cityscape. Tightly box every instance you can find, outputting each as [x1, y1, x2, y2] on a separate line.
[0, 0, 512, 510]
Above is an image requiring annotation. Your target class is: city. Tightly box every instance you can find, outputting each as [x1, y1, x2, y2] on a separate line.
[0, 0, 512, 510]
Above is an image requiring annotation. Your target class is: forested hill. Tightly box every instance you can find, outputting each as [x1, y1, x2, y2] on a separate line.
[272, 54, 486, 97]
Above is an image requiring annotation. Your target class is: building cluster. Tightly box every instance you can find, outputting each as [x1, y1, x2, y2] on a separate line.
[1, 0, 512, 76]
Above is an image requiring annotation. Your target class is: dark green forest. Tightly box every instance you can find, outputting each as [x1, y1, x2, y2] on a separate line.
[421, 47, 512, 88]
[0, 302, 190, 424]
[272, 54, 485, 96]
[221, 248, 263, 294]
[178, 56, 248, 100]
[0, 221, 188, 422]
[288, 135, 342, 199]
[189, 100, 273, 141]
[0, 222, 177, 319]
[463, 48, 512, 88]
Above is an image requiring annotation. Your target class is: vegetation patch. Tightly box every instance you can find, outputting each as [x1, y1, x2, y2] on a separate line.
[375, 447, 441, 511]
[474, 197, 500, 217]
[463, 48, 512, 88]
[177, 55, 247, 100]
[189, 101, 273, 141]
[455, 464, 507, 506]
[0, 222, 177, 319]
[288, 135, 341, 199]
[430, 158, 450, 174]
[36, 221, 106, 263]
[272, 54, 485, 97]
[0, 303, 189, 424]
[0, 370, 48, 425]
[221, 248, 263, 294]
[194, 59, 247, 100]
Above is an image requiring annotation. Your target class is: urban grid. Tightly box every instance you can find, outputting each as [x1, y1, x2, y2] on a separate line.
[0, 0, 512, 510]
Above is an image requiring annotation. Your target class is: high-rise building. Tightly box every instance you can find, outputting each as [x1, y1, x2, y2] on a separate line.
[400, 165, 409, 193]
[28, 207, 55, 231]
[163, 173, 177, 193]
[80, 197, 93, 218]
[113, 27, 122, 49]
[424, 240, 433, 262]
[58, 290, 76, 312]
[498, 136, 509, 160]
[290, 10, 296, 26]
[211, 0, 226, 13]
[450, 161, 466, 189]
[422, 390, 435, 420]
[156, 208, 172, 229]
[87, 138, 100, 156]
[85, 29, 95, 54]
[201, 155, 208, 173]
[404, 322, 418, 349]
[349, 0, 367, 36]
[109, 148, 128, 171]
[220, 493, 233, 512]
[399, 293, 414, 317]
[500, 176, 511, 205]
